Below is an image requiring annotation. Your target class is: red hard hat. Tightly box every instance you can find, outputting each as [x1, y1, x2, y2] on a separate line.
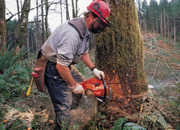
[87, 0, 110, 26]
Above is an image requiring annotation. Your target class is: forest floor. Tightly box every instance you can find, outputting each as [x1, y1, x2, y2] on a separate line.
[1, 32, 180, 130]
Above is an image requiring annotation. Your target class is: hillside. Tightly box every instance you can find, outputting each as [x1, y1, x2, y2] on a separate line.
[0, 32, 180, 130]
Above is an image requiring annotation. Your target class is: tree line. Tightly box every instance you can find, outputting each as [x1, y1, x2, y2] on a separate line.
[0, 0, 81, 54]
[137, 0, 180, 43]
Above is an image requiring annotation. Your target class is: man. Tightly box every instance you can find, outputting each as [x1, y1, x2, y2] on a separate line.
[41, 0, 110, 129]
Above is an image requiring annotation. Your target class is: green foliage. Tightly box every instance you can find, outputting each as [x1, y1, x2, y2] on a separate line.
[0, 43, 30, 100]
[111, 118, 146, 130]
[0, 43, 28, 73]
[0, 122, 6, 130]
[140, 110, 167, 129]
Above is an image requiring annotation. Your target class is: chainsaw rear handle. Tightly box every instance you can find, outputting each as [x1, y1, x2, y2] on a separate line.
[86, 89, 94, 99]
[101, 75, 107, 99]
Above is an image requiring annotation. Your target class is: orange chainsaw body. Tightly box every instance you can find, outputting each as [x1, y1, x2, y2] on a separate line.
[79, 77, 109, 97]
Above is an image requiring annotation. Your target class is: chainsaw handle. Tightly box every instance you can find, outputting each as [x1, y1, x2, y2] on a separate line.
[101, 76, 107, 99]
[86, 89, 94, 99]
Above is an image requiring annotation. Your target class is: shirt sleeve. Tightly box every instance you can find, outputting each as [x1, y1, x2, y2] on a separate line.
[56, 30, 80, 66]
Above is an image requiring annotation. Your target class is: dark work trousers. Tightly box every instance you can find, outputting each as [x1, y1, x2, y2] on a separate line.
[45, 61, 72, 130]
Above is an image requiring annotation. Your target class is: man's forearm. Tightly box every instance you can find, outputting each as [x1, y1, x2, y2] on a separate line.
[56, 63, 76, 87]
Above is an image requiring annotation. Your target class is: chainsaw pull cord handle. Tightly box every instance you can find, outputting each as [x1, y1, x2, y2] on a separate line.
[101, 75, 106, 99]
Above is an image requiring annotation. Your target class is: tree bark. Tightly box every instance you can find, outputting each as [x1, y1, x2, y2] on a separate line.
[16, 0, 31, 48]
[0, 0, 6, 52]
[41, 0, 45, 44]
[65, 0, 70, 20]
[95, 0, 148, 113]
[164, 8, 166, 37]
[156, 18, 158, 34]
[174, 19, 176, 43]
[71, 0, 75, 18]
[160, 11, 163, 36]
[36, 0, 39, 54]
[167, 14, 170, 38]
[45, 0, 49, 38]
[60, 0, 63, 23]
[16, 0, 20, 21]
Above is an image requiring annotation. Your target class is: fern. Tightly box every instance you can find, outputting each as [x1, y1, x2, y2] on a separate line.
[0, 43, 30, 100]
[111, 118, 128, 130]
[111, 118, 146, 130]
[0, 43, 28, 73]
[123, 122, 146, 130]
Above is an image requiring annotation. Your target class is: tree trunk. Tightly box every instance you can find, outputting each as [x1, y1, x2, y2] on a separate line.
[16, 0, 20, 21]
[156, 18, 158, 34]
[95, 0, 148, 113]
[75, 0, 78, 17]
[36, 0, 39, 54]
[71, 0, 75, 18]
[16, 0, 31, 48]
[145, 18, 147, 31]
[41, 0, 45, 44]
[45, 0, 49, 38]
[0, 0, 6, 52]
[160, 11, 163, 36]
[153, 19, 155, 33]
[164, 8, 166, 37]
[26, 28, 29, 56]
[60, 0, 63, 23]
[174, 19, 176, 44]
[65, 0, 70, 20]
[167, 14, 170, 38]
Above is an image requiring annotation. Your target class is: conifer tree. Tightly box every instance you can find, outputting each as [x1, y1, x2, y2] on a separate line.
[0, 0, 6, 52]
[95, 0, 148, 113]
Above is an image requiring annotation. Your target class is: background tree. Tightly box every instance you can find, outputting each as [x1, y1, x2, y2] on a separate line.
[16, 0, 31, 48]
[0, 0, 6, 52]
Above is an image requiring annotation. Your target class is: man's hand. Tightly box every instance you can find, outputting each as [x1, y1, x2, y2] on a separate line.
[71, 83, 85, 95]
[93, 68, 105, 79]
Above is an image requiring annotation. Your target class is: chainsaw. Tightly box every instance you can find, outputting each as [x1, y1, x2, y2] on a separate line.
[79, 76, 112, 101]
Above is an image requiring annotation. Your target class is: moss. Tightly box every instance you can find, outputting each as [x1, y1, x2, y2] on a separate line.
[94, 0, 148, 98]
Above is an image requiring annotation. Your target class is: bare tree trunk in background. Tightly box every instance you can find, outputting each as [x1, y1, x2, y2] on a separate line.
[156, 19, 158, 34]
[45, 0, 49, 38]
[164, 9, 166, 37]
[174, 19, 176, 44]
[66, 0, 70, 20]
[76, 0, 78, 16]
[167, 14, 170, 38]
[160, 11, 163, 36]
[41, 0, 45, 44]
[36, 0, 39, 54]
[16, 0, 20, 21]
[0, 0, 6, 53]
[26, 29, 29, 55]
[60, 0, 63, 23]
[20, 0, 23, 8]
[95, 0, 148, 114]
[145, 19, 147, 31]
[71, 0, 75, 18]
[153, 20, 155, 33]
[17, 0, 31, 48]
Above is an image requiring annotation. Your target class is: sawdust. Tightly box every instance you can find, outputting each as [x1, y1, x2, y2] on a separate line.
[3, 105, 50, 129]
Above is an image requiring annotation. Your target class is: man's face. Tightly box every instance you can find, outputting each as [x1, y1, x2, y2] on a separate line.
[90, 17, 108, 34]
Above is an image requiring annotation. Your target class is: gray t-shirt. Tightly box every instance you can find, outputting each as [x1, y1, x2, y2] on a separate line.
[41, 17, 90, 66]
